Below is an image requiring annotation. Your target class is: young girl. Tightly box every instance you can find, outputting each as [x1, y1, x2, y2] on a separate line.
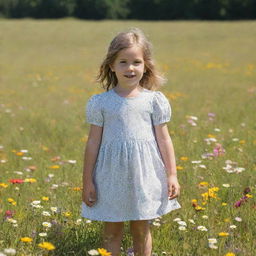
[81, 28, 181, 256]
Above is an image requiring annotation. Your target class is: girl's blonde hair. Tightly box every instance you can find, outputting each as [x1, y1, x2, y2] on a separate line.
[96, 28, 166, 91]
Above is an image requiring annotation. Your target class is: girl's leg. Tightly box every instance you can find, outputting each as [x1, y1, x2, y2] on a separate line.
[102, 221, 124, 256]
[130, 220, 152, 256]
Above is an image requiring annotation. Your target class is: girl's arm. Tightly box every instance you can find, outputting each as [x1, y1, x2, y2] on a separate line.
[154, 123, 177, 178]
[83, 124, 103, 186]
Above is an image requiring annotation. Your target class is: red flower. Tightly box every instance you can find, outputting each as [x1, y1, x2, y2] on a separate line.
[5, 210, 15, 218]
[9, 179, 24, 184]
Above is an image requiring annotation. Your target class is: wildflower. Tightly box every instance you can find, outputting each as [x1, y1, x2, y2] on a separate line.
[20, 237, 33, 243]
[38, 233, 47, 237]
[6, 218, 17, 224]
[234, 217, 242, 222]
[50, 207, 58, 213]
[0, 183, 8, 188]
[63, 211, 72, 217]
[188, 219, 195, 224]
[208, 238, 218, 249]
[22, 156, 32, 160]
[42, 197, 49, 201]
[177, 221, 187, 226]
[9, 179, 24, 184]
[16, 152, 24, 156]
[88, 249, 100, 255]
[202, 215, 208, 219]
[24, 178, 37, 183]
[3, 248, 16, 255]
[38, 242, 55, 250]
[180, 156, 188, 161]
[67, 160, 76, 164]
[198, 181, 209, 187]
[208, 238, 217, 244]
[75, 219, 82, 225]
[195, 205, 206, 211]
[218, 232, 229, 237]
[7, 198, 16, 206]
[178, 226, 186, 230]
[197, 225, 208, 231]
[72, 187, 82, 191]
[209, 243, 218, 249]
[224, 253, 235, 256]
[173, 218, 181, 222]
[213, 143, 225, 157]
[49, 165, 60, 169]
[97, 248, 112, 256]
[42, 222, 52, 228]
[229, 225, 237, 229]
[222, 184, 230, 188]
[42, 211, 51, 216]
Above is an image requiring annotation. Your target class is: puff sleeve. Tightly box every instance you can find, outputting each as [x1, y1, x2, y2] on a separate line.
[152, 91, 172, 126]
[85, 94, 104, 127]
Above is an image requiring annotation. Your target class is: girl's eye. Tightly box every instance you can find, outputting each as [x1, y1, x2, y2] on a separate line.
[134, 61, 142, 64]
[120, 61, 126, 64]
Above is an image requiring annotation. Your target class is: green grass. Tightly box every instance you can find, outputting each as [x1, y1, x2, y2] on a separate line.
[0, 18, 255, 256]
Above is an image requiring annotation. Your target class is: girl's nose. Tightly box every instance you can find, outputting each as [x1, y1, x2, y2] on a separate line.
[127, 64, 134, 71]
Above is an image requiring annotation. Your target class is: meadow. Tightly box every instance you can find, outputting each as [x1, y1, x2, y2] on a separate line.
[0, 19, 255, 256]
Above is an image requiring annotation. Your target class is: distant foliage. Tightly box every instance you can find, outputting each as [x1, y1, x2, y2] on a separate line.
[0, 0, 255, 19]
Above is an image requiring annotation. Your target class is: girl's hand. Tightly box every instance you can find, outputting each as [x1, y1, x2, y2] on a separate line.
[82, 182, 97, 207]
[167, 175, 181, 200]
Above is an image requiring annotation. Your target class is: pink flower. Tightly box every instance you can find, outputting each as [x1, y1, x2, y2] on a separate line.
[213, 143, 225, 157]
[4, 210, 15, 219]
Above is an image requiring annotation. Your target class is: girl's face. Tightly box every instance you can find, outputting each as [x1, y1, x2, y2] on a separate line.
[110, 45, 146, 89]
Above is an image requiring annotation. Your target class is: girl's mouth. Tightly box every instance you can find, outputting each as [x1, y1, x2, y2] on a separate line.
[124, 74, 136, 78]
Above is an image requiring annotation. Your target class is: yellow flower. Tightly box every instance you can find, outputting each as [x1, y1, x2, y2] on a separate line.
[16, 152, 24, 156]
[180, 156, 188, 161]
[239, 140, 245, 144]
[42, 196, 49, 201]
[207, 134, 215, 138]
[176, 166, 183, 170]
[191, 199, 197, 203]
[199, 181, 209, 187]
[7, 198, 15, 203]
[63, 211, 72, 217]
[72, 187, 82, 191]
[224, 253, 235, 256]
[21, 237, 33, 243]
[218, 232, 229, 237]
[49, 165, 60, 169]
[245, 194, 253, 198]
[222, 203, 227, 206]
[97, 248, 112, 256]
[0, 183, 8, 188]
[24, 178, 37, 183]
[224, 218, 230, 223]
[38, 242, 55, 250]
[195, 205, 205, 211]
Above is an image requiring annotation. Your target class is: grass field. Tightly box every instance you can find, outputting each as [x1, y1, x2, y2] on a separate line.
[0, 19, 255, 256]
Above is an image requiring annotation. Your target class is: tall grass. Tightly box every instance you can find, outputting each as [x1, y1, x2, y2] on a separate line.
[0, 19, 255, 255]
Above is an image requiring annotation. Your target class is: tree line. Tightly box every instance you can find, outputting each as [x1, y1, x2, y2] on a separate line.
[0, 0, 255, 20]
